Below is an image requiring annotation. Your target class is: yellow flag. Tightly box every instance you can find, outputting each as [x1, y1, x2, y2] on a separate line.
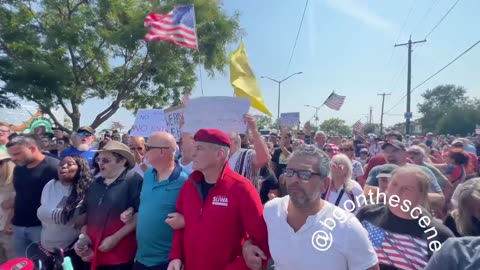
[230, 41, 272, 116]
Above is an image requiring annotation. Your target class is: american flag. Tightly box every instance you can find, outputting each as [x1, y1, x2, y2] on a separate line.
[323, 91, 346, 110]
[144, 5, 198, 50]
[352, 120, 364, 132]
[362, 221, 428, 270]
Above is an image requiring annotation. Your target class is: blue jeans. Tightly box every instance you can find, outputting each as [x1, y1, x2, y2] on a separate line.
[12, 226, 41, 258]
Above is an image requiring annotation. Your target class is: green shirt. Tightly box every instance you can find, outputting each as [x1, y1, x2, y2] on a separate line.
[0, 144, 6, 153]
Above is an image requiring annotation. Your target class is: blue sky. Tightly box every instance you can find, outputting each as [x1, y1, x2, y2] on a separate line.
[78, 0, 479, 131]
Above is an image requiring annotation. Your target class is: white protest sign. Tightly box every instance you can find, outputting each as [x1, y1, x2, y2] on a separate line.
[130, 109, 167, 137]
[183, 96, 251, 134]
[280, 112, 300, 127]
[164, 104, 185, 141]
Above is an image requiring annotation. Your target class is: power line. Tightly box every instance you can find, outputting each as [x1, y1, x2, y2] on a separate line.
[411, 39, 480, 93]
[285, 0, 309, 74]
[425, 0, 461, 39]
[384, 0, 417, 69]
[384, 39, 480, 113]
[412, 0, 439, 34]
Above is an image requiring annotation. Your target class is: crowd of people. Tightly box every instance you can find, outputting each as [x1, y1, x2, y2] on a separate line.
[0, 117, 479, 270]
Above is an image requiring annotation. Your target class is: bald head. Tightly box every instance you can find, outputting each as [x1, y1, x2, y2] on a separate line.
[147, 132, 177, 149]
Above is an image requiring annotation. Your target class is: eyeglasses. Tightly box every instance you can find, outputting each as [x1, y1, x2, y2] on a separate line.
[339, 148, 354, 152]
[324, 149, 333, 153]
[77, 131, 92, 137]
[284, 168, 322, 180]
[130, 147, 144, 151]
[0, 129, 10, 134]
[95, 157, 113, 164]
[145, 145, 170, 152]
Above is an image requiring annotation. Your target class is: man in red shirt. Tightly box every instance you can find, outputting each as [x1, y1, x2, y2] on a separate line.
[168, 129, 269, 270]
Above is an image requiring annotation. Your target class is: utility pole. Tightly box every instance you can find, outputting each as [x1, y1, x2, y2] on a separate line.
[369, 106, 373, 124]
[395, 36, 426, 135]
[377, 92, 391, 136]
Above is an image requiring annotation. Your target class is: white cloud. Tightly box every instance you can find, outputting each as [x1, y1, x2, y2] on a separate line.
[325, 0, 395, 32]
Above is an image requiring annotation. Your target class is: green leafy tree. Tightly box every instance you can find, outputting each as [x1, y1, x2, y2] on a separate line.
[0, 89, 18, 109]
[436, 102, 480, 136]
[319, 118, 351, 136]
[417, 85, 468, 133]
[256, 115, 273, 130]
[0, 0, 239, 131]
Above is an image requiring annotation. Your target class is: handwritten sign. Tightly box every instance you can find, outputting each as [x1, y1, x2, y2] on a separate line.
[183, 96, 251, 134]
[130, 109, 167, 137]
[164, 104, 185, 141]
[280, 112, 300, 127]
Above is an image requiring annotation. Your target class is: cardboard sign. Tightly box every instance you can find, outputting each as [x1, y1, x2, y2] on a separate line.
[280, 112, 300, 127]
[164, 104, 185, 141]
[183, 96, 251, 134]
[130, 109, 167, 137]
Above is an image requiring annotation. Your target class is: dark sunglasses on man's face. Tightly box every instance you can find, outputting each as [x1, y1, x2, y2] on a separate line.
[339, 148, 354, 152]
[284, 168, 321, 180]
[77, 131, 92, 137]
[95, 157, 113, 164]
[145, 145, 170, 152]
[324, 148, 333, 153]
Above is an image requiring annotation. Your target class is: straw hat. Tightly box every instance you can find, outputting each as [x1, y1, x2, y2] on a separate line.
[96, 141, 135, 169]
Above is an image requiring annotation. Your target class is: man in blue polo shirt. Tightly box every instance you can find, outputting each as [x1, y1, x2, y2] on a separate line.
[134, 132, 188, 270]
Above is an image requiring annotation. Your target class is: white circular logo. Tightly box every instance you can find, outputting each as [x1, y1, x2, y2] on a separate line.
[311, 230, 333, 251]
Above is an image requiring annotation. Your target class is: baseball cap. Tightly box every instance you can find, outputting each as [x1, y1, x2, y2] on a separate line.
[382, 139, 406, 151]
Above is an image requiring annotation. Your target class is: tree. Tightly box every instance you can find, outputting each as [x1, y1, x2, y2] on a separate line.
[255, 115, 273, 130]
[319, 118, 351, 136]
[0, 0, 239, 132]
[0, 89, 18, 109]
[417, 85, 468, 133]
[436, 103, 480, 136]
[111, 121, 125, 132]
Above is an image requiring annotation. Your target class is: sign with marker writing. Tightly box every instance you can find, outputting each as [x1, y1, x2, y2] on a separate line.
[183, 96, 251, 134]
[130, 109, 167, 137]
[280, 112, 300, 127]
[164, 104, 185, 141]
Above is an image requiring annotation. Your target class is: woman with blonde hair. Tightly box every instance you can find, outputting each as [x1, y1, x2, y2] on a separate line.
[0, 151, 15, 262]
[322, 153, 364, 213]
[444, 178, 480, 237]
[339, 141, 364, 182]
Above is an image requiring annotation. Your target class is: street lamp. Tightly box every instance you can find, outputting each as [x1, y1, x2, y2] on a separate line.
[261, 72, 303, 128]
[305, 104, 322, 128]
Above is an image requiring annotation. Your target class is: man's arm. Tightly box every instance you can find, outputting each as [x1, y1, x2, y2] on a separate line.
[225, 184, 270, 269]
[169, 185, 186, 262]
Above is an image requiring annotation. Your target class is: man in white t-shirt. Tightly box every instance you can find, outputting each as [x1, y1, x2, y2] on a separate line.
[243, 145, 379, 270]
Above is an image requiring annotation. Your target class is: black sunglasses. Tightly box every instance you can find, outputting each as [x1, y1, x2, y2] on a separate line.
[339, 148, 354, 151]
[145, 145, 171, 152]
[284, 168, 322, 180]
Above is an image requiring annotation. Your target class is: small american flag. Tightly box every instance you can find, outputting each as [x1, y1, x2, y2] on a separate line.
[362, 221, 428, 270]
[352, 120, 364, 132]
[323, 91, 346, 110]
[144, 5, 198, 50]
